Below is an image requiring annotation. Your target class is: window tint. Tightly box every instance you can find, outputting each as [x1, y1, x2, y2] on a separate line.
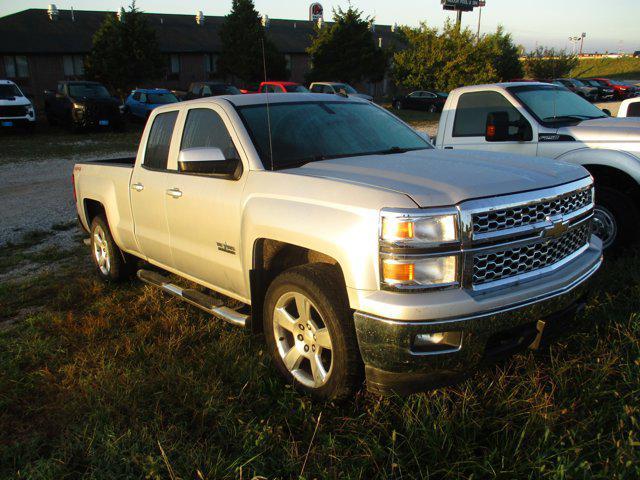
[132, 92, 141, 101]
[310, 85, 322, 93]
[144, 111, 178, 170]
[181, 108, 239, 161]
[453, 91, 522, 137]
[139, 93, 147, 103]
[628, 102, 640, 117]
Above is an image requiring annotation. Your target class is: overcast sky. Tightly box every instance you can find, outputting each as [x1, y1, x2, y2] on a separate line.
[1, 0, 639, 53]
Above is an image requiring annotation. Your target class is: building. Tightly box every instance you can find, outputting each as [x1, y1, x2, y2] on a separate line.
[0, 7, 401, 105]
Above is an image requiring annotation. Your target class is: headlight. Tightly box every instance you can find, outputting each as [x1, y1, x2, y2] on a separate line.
[73, 103, 85, 110]
[381, 211, 458, 246]
[382, 255, 458, 288]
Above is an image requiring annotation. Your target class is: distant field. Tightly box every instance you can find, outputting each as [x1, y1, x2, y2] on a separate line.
[571, 57, 640, 80]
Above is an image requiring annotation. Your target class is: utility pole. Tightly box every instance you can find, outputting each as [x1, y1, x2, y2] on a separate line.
[580, 32, 586, 56]
[456, 9, 462, 28]
[476, 6, 482, 39]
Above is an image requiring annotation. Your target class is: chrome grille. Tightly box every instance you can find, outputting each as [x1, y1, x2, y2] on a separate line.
[472, 188, 592, 236]
[0, 105, 28, 117]
[472, 224, 591, 286]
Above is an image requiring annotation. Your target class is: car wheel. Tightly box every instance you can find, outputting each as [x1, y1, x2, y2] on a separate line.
[592, 187, 640, 250]
[428, 104, 438, 113]
[394, 101, 402, 110]
[263, 263, 363, 401]
[90, 215, 134, 281]
[46, 113, 57, 126]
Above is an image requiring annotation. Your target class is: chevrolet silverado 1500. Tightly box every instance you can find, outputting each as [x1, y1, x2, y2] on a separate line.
[435, 82, 640, 250]
[73, 93, 602, 399]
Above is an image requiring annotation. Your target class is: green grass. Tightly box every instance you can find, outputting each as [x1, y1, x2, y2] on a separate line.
[571, 57, 640, 80]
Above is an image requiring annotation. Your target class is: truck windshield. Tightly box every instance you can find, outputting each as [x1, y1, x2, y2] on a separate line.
[334, 83, 357, 94]
[236, 101, 432, 170]
[147, 92, 179, 104]
[508, 85, 607, 125]
[69, 84, 111, 99]
[285, 85, 310, 93]
[0, 84, 22, 99]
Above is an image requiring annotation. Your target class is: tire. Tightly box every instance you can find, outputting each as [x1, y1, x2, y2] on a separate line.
[90, 214, 134, 281]
[592, 186, 640, 250]
[393, 101, 402, 110]
[263, 263, 363, 401]
[428, 103, 438, 113]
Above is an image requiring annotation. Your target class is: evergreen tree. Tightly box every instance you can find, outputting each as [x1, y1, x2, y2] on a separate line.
[485, 26, 524, 81]
[523, 47, 578, 79]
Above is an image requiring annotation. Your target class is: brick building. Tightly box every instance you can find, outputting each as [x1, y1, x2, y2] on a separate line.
[0, 7, 401, 106]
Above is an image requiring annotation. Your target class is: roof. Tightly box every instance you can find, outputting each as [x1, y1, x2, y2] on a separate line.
[0, 9, 402, 55]
[132, 88, 172, 93]
[175, 92, 366, 108]
[0, 79, 17, 85]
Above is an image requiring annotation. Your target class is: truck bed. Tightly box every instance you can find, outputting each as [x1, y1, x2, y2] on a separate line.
[77, 156, 136, 167]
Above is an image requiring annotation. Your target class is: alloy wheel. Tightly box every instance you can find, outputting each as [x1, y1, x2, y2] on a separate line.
[92, 225, 111, 275]
[592, 205, 618, 249]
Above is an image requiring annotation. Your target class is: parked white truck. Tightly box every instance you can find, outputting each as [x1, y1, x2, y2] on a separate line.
[435, 82, 640, 249]
[73, 93, 602, 399]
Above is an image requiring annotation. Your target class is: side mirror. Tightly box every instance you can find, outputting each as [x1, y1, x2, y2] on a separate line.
[602, 108, 612, 117]
[178, 147, 243, 179]
[485, 111, 511, 142]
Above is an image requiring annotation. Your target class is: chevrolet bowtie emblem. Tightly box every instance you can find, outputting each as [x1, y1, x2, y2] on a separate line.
[544, 216, 569, 239]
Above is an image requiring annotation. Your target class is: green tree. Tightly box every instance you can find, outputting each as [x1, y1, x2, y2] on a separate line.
[306, 7, 388, 84]
[392, 21, 498, 92]
[523, 47, 578, 79]
[85, 2, 163, 97]
[485, 26, 524, 81]
[218, 0, 288, 84]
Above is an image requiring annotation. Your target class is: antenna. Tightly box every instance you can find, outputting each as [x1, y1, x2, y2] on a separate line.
[261, 38, 274, 171]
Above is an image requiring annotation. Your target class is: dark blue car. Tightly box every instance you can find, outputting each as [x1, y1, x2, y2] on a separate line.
[123, 88, 179, 120]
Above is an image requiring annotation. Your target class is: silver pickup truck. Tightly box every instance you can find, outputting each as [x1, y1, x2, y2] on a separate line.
[73, 93, 602, 399]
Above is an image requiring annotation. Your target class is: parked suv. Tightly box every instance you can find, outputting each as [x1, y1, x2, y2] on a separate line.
[588, 78, 636, 99]
[184, 82, 241, 100]
[44, 81, 123, 131]
[0, 79, 36, 130]
[309, 82, 373, 101]
[124, 88, 179, 121]
[258, 81, 309, 93]
[579, 79, 615, 101]
[553, 79, 598, 102]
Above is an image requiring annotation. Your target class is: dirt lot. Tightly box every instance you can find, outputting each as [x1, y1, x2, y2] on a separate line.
[0, 113, 638, 479]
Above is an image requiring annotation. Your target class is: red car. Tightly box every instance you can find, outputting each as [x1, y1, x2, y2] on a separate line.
[257, 81, 310, 94]
[588, 78, 636, 99]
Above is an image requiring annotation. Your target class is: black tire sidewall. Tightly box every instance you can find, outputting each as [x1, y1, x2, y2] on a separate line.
[595, 186, 640, 250]
[263, 264, 362, 400]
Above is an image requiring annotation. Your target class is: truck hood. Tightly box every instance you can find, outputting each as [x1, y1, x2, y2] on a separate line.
[558, 117, 640, 142]
[0, 97, 30, 107]
[284, 149, 588, 207]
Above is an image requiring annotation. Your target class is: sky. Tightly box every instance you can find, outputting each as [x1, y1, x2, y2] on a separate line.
[1, 0, 639, 53]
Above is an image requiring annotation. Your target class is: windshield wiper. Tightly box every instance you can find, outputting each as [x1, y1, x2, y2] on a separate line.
[543, 115, 604, 122]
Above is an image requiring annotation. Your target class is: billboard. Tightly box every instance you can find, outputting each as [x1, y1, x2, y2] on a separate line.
[309, 3, 324, 21]
[441, 0, 485, 11]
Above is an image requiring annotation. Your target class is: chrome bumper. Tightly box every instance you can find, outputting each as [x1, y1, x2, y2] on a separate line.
[354, 245, 602, 395]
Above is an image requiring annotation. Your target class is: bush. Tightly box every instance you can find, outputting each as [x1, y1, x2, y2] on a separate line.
[523, 47, 578, 79]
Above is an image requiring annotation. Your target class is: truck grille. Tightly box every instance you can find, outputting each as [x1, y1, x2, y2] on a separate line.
[0, 105, 28, 117]
[472, 223, 591, 286]
[472, 188, 592, 236]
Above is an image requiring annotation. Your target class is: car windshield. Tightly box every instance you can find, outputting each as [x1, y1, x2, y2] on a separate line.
[147, 92, 178, 104]
[509, 85, 607, 124]
[571, 79, 586, 87]
[285, 85, 309, 93]
[436, 92, 449, 98]
[69, 84, 111, 98]
[211, 85, 241, 95]
[0, 84, 22, 99]
[236, 101, 432, 170]
[333, 83, 357, 94]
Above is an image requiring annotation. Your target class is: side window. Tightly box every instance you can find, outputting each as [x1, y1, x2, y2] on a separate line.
[181, 108, 239, 163]
[453, 91, 524, 137]
[139, 93, 147, 103]
[311, 85, 322, 93]
[409, 92, 422, 98]
[627, 102, 640, 117]
[324, 85, 335, 94]
[144, 111, 179, 170]
[132, 92, 141, 101]
[202, 85, 212, 96]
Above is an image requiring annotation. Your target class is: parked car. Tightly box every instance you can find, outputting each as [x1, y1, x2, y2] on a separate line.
[578, 79, 616, 101]
[44, 81, 123, 131]
[392, 91, 448, 112]
[618, 97, 640, 118]
[258, 81, 309, 93]
[124, 88, 180, 121]
[588, 78, 636, 99]
[184, 82, 241, 100]
[552, 79, 599, 102]
[433, 82, 640, 249]
[0, 79, 36, 131]
[309, 82, 373, 101]
[73, 93, 601, 400]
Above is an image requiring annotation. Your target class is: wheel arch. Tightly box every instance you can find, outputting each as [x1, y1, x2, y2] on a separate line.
[582, 164, 640, 203]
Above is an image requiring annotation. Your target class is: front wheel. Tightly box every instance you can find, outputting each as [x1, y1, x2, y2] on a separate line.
[592, 187, 640, 250]
[263, 263, 363, 401]
[393, 101, 402, 110]
[428, 103, 438, 113]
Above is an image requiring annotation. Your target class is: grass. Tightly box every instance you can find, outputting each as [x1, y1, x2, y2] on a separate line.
[571, 57, 640, 81]
[1, 118, 639, 479]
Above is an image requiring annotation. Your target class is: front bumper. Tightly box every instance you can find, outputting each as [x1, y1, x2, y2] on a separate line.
[354, 239, 602, 395]
[0, 116, 36, 127]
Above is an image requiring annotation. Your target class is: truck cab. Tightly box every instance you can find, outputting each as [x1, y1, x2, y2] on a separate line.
[435, 82, 640, 249]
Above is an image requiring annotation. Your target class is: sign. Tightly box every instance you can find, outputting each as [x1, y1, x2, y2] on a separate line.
[441, 0, 484, 11]
[309, 3, 324, 21]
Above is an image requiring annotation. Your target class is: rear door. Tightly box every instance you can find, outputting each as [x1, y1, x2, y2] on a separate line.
[164, 106, 247, 296]
[130, 110, 179, 267]
[441, 90, 538, 156]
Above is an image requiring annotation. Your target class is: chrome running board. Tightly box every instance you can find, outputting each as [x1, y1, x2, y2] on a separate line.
[137, 269, 247, 328]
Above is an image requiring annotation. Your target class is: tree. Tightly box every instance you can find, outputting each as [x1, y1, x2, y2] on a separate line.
[392, 21, 498, 92]
[306, 7, 388, 84]
[523, 47, 578, 79]
[485, 26, 524, 81]
[218, 0, 288, 84]
[85, 2, 164, 97]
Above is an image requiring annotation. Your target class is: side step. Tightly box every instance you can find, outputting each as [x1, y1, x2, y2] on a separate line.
[137, 269, 248, 328]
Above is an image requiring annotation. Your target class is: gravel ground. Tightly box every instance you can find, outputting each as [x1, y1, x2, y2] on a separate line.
[0, 151, 133, 247]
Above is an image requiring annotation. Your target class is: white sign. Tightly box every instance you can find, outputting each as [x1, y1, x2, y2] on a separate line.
[309, 3, 324, 21]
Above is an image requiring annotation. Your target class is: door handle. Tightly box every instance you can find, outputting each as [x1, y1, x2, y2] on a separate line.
[166, 188, 183, 198]
[444, 146, 454, 150]
[131, 182, 144, 192]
